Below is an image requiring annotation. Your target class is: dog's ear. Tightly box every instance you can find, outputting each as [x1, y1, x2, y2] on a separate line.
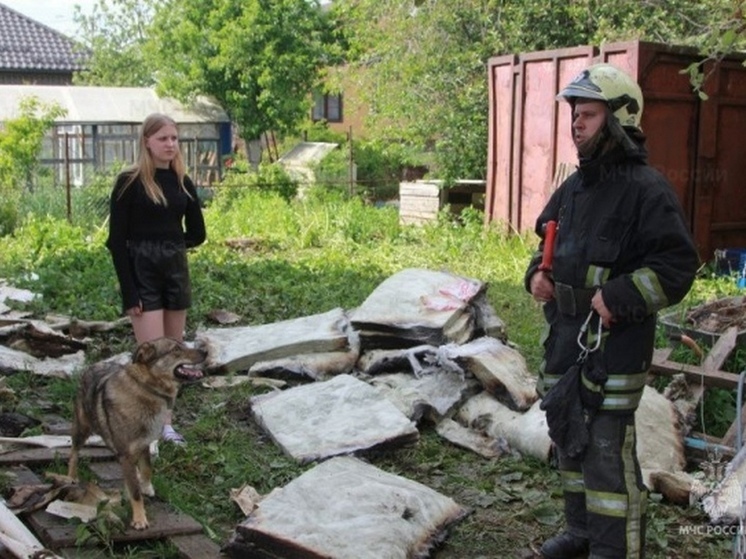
[133, 341, 157, 365]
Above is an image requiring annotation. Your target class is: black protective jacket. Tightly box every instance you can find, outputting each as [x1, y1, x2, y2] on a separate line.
[525, 131, 699, 410]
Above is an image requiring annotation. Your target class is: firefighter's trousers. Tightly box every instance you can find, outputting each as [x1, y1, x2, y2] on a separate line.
[558, 412, 647, 559]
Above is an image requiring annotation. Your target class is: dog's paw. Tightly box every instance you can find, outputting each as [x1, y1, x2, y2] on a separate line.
[130, 517, 149, 531]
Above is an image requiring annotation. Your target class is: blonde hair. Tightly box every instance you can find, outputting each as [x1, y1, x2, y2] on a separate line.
[119, 113, 190, 205]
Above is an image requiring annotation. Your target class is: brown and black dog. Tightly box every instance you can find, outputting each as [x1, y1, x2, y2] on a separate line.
[67, 337, 206, 530]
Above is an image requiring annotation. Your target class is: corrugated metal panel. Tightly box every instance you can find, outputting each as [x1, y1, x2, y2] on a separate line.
[485, 39, 746, 261]
[0, 85, 230, 124]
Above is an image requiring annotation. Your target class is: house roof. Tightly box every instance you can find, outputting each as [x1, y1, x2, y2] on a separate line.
[0, 2, 87, 72]
[0, 85, 230, 124]
[279, 142, 340, 166]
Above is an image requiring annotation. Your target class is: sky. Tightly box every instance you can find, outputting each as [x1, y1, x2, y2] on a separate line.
[2, 0, 333, 38]
[2, 0, 101, 37]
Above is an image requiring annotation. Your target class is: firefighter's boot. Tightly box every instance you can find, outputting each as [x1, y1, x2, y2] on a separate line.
[540, 531, 589, 559]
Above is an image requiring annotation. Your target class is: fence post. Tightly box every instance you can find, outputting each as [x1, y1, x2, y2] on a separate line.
[348, 126, 354, 197]
[65, 133, 72, 223]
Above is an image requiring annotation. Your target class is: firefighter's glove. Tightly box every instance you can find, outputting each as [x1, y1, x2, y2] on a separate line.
[579, 357, 607, 414]
[539, 363, 589, 460]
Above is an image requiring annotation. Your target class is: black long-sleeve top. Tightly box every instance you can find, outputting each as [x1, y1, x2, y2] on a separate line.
[105, 168, 206, 311]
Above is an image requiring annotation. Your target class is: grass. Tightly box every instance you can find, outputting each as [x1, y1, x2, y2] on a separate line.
[0, 184, 744, 557]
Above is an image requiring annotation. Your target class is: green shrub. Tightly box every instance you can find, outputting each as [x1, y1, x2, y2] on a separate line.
[0, 190, 20, 236]
[216, 162, 298, 203]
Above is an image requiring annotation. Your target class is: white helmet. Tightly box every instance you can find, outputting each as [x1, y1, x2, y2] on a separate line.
[557, 63, 644, 129]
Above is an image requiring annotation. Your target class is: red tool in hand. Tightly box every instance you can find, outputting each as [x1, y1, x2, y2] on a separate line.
[538, 220, 558, 272]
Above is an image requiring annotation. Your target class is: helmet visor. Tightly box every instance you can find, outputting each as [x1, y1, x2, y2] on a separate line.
[556, 68, 605, 102]
[556, 84, 607, 102]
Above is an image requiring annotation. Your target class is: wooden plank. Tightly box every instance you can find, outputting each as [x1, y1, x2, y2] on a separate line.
[399, 198, 441, 212]
[5, 456, 214, 557]
[399, 182, 440, 197]
[0, 447, 114, 466]
[688, 326, 740, 439]
[170, 533, 226, 559]
[552, 162, 574, 189]
[88, 461, 122, 482]
[702, 326, 738, 371]
[4, 464, 44, 486]
[26, 501, 204, 549]
[650, 349, 740, 389]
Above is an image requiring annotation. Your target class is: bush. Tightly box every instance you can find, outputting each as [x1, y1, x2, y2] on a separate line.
[218, 162, 298, 203]
[284, 124, 423, 200]
[0, 190, 20, 237]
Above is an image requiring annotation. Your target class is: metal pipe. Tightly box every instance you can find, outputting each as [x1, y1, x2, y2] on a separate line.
[738, 369, 746, 451]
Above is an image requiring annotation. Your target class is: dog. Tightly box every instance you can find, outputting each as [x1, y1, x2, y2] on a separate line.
[67, 337, 206, 530]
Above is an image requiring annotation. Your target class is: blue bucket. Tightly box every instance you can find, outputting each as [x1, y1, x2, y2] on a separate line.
[714, 248, 746, 287]
[738, 252, 746, 288]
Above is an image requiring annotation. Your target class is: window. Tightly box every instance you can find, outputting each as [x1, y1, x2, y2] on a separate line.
[312, 93, 343, 123]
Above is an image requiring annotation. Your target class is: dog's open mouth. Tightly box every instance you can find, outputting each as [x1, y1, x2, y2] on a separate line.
[175, 364, 204, 382]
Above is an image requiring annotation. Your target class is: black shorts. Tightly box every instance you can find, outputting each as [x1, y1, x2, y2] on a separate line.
[128, 240, 192, 312]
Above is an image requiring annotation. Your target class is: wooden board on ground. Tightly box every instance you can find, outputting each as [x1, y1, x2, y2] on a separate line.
[0, 446, 114, 466]
[26, 500, 204, 548]
[88, 460, 124, 482]
[5, 463, 222, 558]
[170, 533, 226, 558]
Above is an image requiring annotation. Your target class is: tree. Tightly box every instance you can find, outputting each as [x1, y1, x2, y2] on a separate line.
[331, 0, 733, 182]
[0, 97, 66, 190]
[677, 1, 746, 98]
[73, 0, 157, 87]
[144, 0, 337, 165]
[0, 97, 66, 235]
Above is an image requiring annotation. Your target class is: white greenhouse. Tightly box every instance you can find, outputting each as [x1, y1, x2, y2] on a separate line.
[0, 85, 232, 187]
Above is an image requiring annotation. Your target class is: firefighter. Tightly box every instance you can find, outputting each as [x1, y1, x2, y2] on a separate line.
[525, 63, 699, 558]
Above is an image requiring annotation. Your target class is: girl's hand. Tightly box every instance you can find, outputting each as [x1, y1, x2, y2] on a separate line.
[125, 302, 143, 317]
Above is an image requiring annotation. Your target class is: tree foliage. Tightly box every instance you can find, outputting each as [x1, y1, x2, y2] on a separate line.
[0, 97, 66, 235]
[73, 0, 338, 163]
[677, 1, 746, 98]
[73, 0, 156, 87]
[0, 97, 66, 190]
[70, 0, 743, 180]
[145, 0, 337, 152]
[331, 0, 738, 182]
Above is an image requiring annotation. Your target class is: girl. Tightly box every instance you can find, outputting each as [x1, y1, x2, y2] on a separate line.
[106, 113, 206, 444]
